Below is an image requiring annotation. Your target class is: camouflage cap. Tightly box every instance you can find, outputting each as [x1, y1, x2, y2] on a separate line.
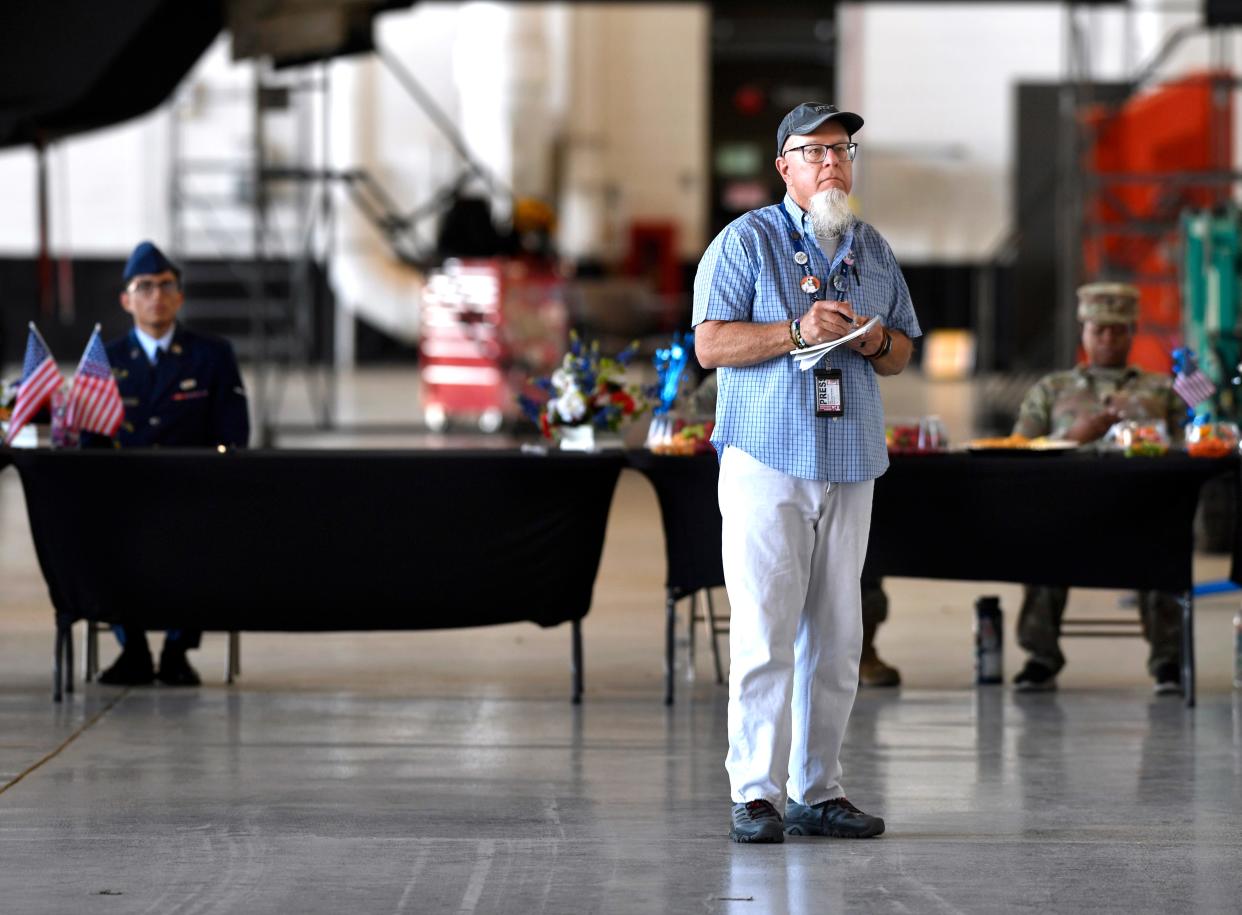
[1076, 282, 1139, 324]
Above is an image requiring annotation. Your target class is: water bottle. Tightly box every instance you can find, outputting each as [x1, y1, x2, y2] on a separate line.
[1234, 610, 1242, 689]
[975, 596, 1003, 685]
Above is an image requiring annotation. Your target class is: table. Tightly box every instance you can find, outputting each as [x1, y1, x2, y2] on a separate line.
[626, 450, 725, 700]
[9, 449, 625, 702]
[4, 447, 1238, 706]
[633, 450, 1237, 707]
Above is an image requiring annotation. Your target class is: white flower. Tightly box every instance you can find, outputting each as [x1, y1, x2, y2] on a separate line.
[551, 368, 575, 394]
[555, 389, 588, 423]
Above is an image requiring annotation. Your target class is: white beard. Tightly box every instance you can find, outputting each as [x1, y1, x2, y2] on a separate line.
[809, 189, 855, 239]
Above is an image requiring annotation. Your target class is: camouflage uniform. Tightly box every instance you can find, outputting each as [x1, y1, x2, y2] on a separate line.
[685, 371, 718, 420]
[1012, 363, 1185, 679]
[1012, 365, 1183, 444]
[860, 578, 889, 652]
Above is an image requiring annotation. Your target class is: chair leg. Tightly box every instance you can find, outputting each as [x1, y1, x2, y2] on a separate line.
[53, 624, 69, 702]
[226, 632, 241, 684]
[64, 624, 75, 695]
[84, 621, 100, 683]
[1180, 590, 1195, 709]
[686, 591, 697, 679]
[664, 589, 676, 706]
[703, 589, 726, 685]
[571, 618, 583, 705]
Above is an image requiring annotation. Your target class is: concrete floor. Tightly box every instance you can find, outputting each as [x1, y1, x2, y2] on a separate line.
[2, 370, 1242, 913]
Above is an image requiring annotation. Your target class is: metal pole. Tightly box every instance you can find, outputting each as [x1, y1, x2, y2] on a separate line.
[252, 64, 272, 446]
[1055, 4, 1086, 369]
[320, 61, 337, 428]
[35, 135, 54, 319]
[169, 95, 182, 257]
[973, 263, 995, 374]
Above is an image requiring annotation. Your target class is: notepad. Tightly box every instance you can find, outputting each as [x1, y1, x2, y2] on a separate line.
[790, 315, 881, 371]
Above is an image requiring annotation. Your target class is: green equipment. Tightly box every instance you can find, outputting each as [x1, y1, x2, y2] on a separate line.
[1181, 206, 1242, 420]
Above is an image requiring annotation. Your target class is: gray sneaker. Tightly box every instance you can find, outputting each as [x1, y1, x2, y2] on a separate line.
[730, 799, 785, 843]
[784, 797, 885, 838]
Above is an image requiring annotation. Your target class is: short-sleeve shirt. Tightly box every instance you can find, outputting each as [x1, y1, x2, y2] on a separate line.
[691, 195, 921, 482]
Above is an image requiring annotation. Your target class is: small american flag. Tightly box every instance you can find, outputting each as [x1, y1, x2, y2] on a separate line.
[1173, 368, 1216, 408]
[68, 325, 124, 437]
[5, 324, 62, 444]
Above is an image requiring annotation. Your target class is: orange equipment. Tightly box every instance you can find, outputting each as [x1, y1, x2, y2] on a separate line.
[1082, 71, 1233, 372]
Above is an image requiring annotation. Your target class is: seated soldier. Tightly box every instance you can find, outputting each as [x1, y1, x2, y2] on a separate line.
[88, 241, 250, 686]
[1011, 282, 1185, 695]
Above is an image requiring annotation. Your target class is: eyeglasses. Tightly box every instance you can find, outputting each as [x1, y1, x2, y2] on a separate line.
[127, 279, 179, 296]
[782, 142, 858, 164]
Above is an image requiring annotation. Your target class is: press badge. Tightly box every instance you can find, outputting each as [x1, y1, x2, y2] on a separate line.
[813, 368, 844, 418]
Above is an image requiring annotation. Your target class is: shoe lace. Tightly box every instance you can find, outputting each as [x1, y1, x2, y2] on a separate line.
[744, 800, 780, 820]
[822, 797, 862, 815]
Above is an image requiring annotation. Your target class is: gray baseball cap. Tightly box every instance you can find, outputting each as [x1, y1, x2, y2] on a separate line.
[777, 103, 864, 156]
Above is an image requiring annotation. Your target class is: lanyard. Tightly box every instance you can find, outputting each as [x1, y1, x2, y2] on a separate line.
[776, 205, 856, 307]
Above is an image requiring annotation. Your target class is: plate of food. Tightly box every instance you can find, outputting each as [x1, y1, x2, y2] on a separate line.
[965, 435, 1078, 453]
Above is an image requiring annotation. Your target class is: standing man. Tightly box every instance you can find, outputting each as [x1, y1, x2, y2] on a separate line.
[693, 103, 921, 843]
[91, 240, 250, 686]
[1011, 283, 1185, 694]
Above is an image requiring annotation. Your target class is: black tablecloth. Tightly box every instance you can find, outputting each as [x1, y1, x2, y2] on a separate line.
[631, 451, 1236, 594]
[10, 449, 624, 631]
[627, 451, 724, 596]
[867, 452, 1233, 591]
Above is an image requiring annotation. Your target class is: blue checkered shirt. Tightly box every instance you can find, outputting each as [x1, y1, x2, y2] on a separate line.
[692, 195, 921, 482]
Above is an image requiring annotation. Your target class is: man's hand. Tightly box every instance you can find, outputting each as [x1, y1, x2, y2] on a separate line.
[1064, 407, 1120, 444]
[845, 313, 884, 357]
[798, 300, 857, 346]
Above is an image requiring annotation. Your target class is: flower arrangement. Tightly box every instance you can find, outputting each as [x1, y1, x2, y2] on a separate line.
[519, 332, 651, 438]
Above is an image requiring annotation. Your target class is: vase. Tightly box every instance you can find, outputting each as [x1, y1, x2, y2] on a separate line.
[558, 424, 596, 452]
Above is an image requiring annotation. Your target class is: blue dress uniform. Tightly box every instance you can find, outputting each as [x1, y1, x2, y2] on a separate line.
[93, 239, 251, 686]
[90, 322, 249, 685]
[106, 326, 249, 448]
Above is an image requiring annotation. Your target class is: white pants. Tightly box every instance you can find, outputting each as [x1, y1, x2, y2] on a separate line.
[719, 446, 874, 806]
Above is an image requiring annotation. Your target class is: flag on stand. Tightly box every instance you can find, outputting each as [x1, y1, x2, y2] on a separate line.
[68, 325, 124, 437]
[4, 324, 62, 444]
[1173, 368, 1217, 408]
